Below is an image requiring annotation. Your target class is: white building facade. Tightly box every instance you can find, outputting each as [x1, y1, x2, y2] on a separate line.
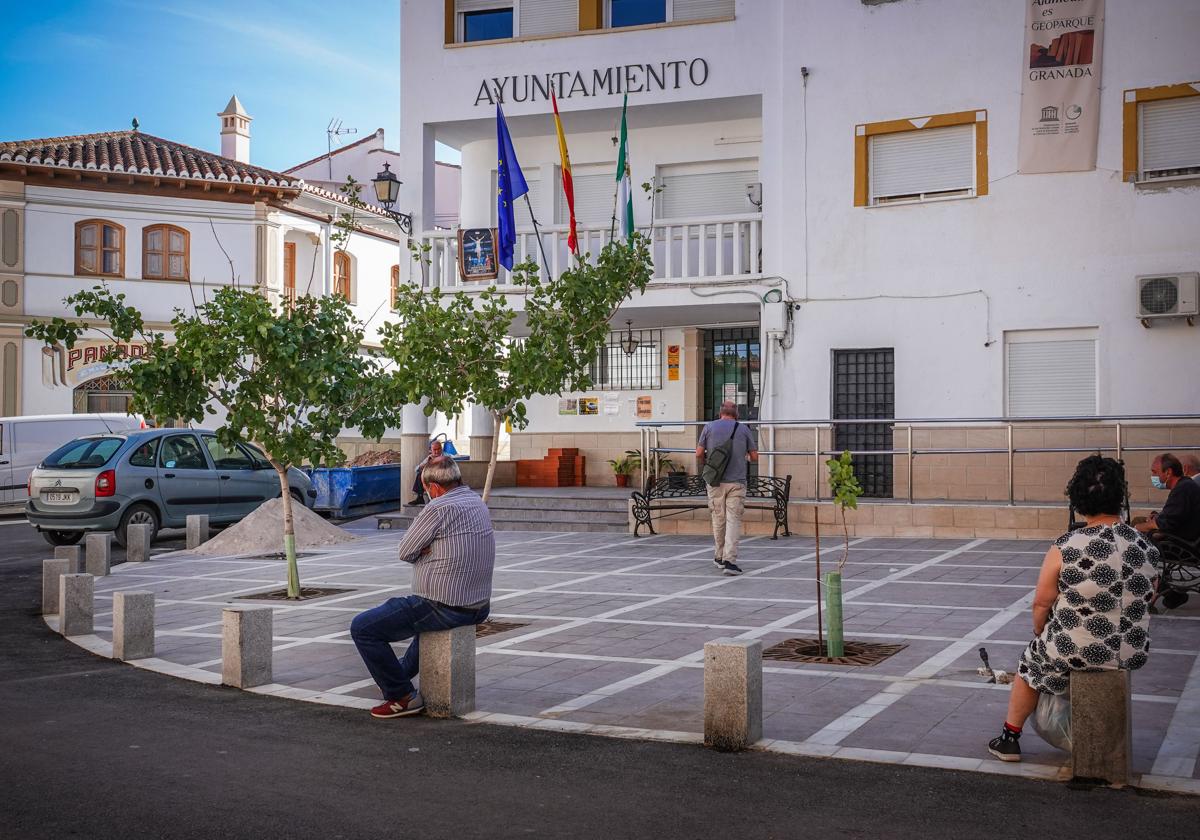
[398, 0, 1200, 501]
[0, 104, 406, 458]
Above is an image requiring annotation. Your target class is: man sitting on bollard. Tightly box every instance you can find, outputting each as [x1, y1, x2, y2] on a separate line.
[351, 456, 494, 718]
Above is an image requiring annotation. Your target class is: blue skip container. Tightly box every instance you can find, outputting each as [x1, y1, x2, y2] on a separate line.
[307, 464, 402, 519]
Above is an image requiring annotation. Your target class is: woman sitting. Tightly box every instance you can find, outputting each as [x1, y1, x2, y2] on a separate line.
[988, 455, 1159, 762]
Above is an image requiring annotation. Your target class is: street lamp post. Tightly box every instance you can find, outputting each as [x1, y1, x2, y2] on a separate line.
[371, 162, 421, 288]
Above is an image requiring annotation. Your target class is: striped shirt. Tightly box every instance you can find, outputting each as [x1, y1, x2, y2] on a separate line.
[397, 485, 495, 607]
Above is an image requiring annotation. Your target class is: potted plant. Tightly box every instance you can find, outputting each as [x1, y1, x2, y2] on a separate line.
[608, 455, 635, 487]
[623, 449, 681, 487]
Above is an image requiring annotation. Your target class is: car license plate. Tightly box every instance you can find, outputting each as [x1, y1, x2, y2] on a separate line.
[43, 491, 77, 505]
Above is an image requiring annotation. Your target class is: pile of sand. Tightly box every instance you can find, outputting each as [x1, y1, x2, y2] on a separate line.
[347, 450, 402, 467]
[194, 496, 359, 556]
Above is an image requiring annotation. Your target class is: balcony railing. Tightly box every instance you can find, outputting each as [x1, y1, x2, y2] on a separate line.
[416, 212, 762, 289]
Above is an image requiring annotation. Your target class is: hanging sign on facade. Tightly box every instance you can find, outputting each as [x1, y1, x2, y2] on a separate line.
[474, 59, 710, 107]
[1018, 0, 1105, 174]
[636, 396, 653, 419]
[458, 228, 500, 282]
[42, 341, 150, 389]
[667, 345, 680, 381]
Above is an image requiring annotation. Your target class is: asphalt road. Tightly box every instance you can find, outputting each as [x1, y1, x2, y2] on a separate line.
[2, 517, 1197, 840]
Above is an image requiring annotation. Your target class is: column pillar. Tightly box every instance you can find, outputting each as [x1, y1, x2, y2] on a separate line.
[401, 401, 431, 507]
[468, 403, 495, 461]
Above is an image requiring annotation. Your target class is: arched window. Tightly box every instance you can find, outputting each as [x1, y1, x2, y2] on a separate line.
[142, 224, 189, 280]
[333, 250, 352, 300]
[390, 265, 400, 310]
[75, 219, 125, 277]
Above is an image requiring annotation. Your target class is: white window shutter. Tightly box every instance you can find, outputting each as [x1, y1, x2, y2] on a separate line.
[558, 172, 615, 225]
[457, 0, 511, 11]
[657, 169, 758, 219]
[519, 0, 578, 35]
[869, 124, 974, 202]
[1006, 338, 1097, 417]
[1140, 96, 1200, 176]
[672, 0, 734, 21]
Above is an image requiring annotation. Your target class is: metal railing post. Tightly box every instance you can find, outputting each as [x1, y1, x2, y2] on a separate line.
[768, 424, 776, 478]
[1007, 423, 1015, 505]
[1115, 422, 1123, 462]
[906, 424, 914, 503]
[813, 426, 821, 501]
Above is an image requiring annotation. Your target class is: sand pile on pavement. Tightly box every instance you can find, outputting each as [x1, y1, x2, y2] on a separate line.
[347, 450, 402, 467]
[193, 496, 359, 556]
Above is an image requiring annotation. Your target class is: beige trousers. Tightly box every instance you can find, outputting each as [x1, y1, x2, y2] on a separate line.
[707, 482, 746, 561]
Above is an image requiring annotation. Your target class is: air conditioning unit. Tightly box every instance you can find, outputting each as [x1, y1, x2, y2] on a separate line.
[1137, 273, 1198, 326]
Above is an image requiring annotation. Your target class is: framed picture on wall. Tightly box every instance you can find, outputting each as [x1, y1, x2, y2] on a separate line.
[458, 228, 500, 282]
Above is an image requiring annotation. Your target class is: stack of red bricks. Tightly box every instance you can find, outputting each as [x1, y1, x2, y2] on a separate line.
[516, 448, 586, 487]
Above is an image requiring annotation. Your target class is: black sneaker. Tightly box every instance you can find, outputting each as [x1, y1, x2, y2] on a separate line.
[988, 730, 1021, 762]
[713, 557, 725, 569]
[722, 561, 744, 576]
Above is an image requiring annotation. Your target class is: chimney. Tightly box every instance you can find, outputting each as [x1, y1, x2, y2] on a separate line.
[218, 95, 252, 163]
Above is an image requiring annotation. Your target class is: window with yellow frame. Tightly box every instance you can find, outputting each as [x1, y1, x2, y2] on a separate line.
[1123, 81, 1200, 183]
[854, 110, 988, 207]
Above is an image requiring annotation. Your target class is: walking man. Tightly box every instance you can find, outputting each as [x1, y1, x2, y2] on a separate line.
[351, 456, 494, 718]
[696, 401, 758, 576]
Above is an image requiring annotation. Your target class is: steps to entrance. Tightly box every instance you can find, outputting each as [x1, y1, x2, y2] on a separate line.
[375, 488, 630, 534]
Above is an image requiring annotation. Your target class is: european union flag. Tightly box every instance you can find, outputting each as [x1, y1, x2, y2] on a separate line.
[496, 104, 529, 271]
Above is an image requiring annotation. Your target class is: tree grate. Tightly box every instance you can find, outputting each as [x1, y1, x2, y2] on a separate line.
[245, 551, 320, 561]
[762, 638, 906, 667]
[475, 620, 529, 639]
[236, 586, 355, 602]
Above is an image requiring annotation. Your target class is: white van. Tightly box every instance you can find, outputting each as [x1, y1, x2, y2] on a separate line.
[0, 414, 145, 503]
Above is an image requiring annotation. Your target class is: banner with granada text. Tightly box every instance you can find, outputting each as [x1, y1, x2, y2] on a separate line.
[1018, 0, 1105, 174]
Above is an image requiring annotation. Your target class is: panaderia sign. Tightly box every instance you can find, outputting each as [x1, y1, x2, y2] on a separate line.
[1018, 0, 1105, 173]
[474, 58, 710, 105]
[41, 341, 150, 389]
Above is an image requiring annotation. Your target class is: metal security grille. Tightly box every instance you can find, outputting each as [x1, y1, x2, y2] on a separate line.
[589, 329, 663, 391]
[832, 348, 894, 498]
[703, 327, 760, 421]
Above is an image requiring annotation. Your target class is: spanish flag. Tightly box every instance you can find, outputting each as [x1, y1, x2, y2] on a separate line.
[551, 89, 578, 255]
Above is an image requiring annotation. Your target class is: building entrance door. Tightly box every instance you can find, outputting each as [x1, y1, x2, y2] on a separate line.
[832, 348, 895, 498]
[703, 327, 760, 422]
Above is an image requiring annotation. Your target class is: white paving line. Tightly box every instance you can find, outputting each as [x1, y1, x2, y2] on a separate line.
[1150, 648, 1200, 777]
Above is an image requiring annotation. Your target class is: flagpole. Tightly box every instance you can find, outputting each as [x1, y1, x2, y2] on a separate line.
[524, 194, 553, 280]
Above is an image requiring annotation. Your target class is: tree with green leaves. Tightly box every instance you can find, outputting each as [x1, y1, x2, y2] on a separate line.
[827, 449, 864, 570]
[382, 235, 655, 501]
[26, 285, 397, 598]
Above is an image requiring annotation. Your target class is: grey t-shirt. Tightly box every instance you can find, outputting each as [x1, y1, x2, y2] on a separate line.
[698, 419, 757, 484]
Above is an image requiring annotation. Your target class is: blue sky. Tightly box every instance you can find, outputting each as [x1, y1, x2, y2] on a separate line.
[0, 0, 409, 172]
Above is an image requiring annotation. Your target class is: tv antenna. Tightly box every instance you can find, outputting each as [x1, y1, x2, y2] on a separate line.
[325, 119, 358, 180]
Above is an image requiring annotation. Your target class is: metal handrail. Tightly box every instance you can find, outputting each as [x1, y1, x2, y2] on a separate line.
[637, 413, 1200, 505]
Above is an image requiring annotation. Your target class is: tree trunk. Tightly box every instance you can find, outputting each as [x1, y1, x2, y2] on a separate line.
[839, 507, 850, 571]
[273, 462, 301, 599]
[482, 410, 502, 503]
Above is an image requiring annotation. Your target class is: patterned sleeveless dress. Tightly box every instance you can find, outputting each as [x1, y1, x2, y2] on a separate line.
[1017, 522, 1159, 695]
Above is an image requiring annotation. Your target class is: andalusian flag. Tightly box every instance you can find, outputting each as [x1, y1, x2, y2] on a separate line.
[614, 94, 634, 241]
[551, 89, 578, 255]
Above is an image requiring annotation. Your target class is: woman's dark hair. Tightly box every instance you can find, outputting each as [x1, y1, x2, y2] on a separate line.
[1066, 455, 1127, 517]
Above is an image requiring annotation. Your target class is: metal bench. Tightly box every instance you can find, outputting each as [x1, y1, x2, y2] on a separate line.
[1151, 531, 1200, 607]
[631, 474, 792, 539]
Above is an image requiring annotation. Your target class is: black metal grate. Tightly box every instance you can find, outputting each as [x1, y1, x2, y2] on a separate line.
[703, 327, 760, 421]
[763, 638, 906, 666]
[475, 620, 529, 639]
[589, 329, 663, 391]
[832, 348, 894, 498]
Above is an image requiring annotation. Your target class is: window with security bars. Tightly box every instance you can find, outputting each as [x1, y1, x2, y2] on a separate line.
[589, 329, 663, 390]
[832, 348, 895, 498]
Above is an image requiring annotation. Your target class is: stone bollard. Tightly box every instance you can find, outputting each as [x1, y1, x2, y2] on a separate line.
[54, 545, 83, 570]
[113, 591, 155, 661]
[58, 573, 94, 637]
[221, 607, 273, 688]
[85, 533, 112, 577]
[126, 524, 152, 563]
[1070, 670, 1132, 786]
[421, 625, 476, 718]
[42, 558, 71, 614]
[704, 638, 763, 751]
[186, 515, 210, 550]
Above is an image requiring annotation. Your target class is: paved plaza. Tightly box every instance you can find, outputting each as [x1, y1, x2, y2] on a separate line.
[67, 524, 1200, 792]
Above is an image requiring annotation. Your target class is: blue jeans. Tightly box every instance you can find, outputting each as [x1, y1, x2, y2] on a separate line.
[350, 595, 489, 701]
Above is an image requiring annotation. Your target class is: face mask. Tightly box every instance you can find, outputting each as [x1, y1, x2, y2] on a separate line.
[1151, 476, 1167, 490]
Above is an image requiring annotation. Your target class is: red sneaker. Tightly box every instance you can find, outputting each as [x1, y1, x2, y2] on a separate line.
[370, 691, 425, 719]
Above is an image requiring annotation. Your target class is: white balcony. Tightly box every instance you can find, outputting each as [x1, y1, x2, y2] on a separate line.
[415, 213, 762, 290]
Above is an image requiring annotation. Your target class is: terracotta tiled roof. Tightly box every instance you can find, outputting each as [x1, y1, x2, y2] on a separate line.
[0, 130, 297, 188]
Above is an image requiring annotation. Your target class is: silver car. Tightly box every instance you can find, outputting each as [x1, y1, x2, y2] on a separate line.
[27, 429, 315, 548]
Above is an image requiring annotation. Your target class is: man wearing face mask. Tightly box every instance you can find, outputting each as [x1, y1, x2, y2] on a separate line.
[1135, 453, 1200, 543]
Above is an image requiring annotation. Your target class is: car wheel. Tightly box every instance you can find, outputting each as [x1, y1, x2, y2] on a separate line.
[42, 530, 84, 547]
[115, 504, 159, 548]
[290, 489, 304, 506]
